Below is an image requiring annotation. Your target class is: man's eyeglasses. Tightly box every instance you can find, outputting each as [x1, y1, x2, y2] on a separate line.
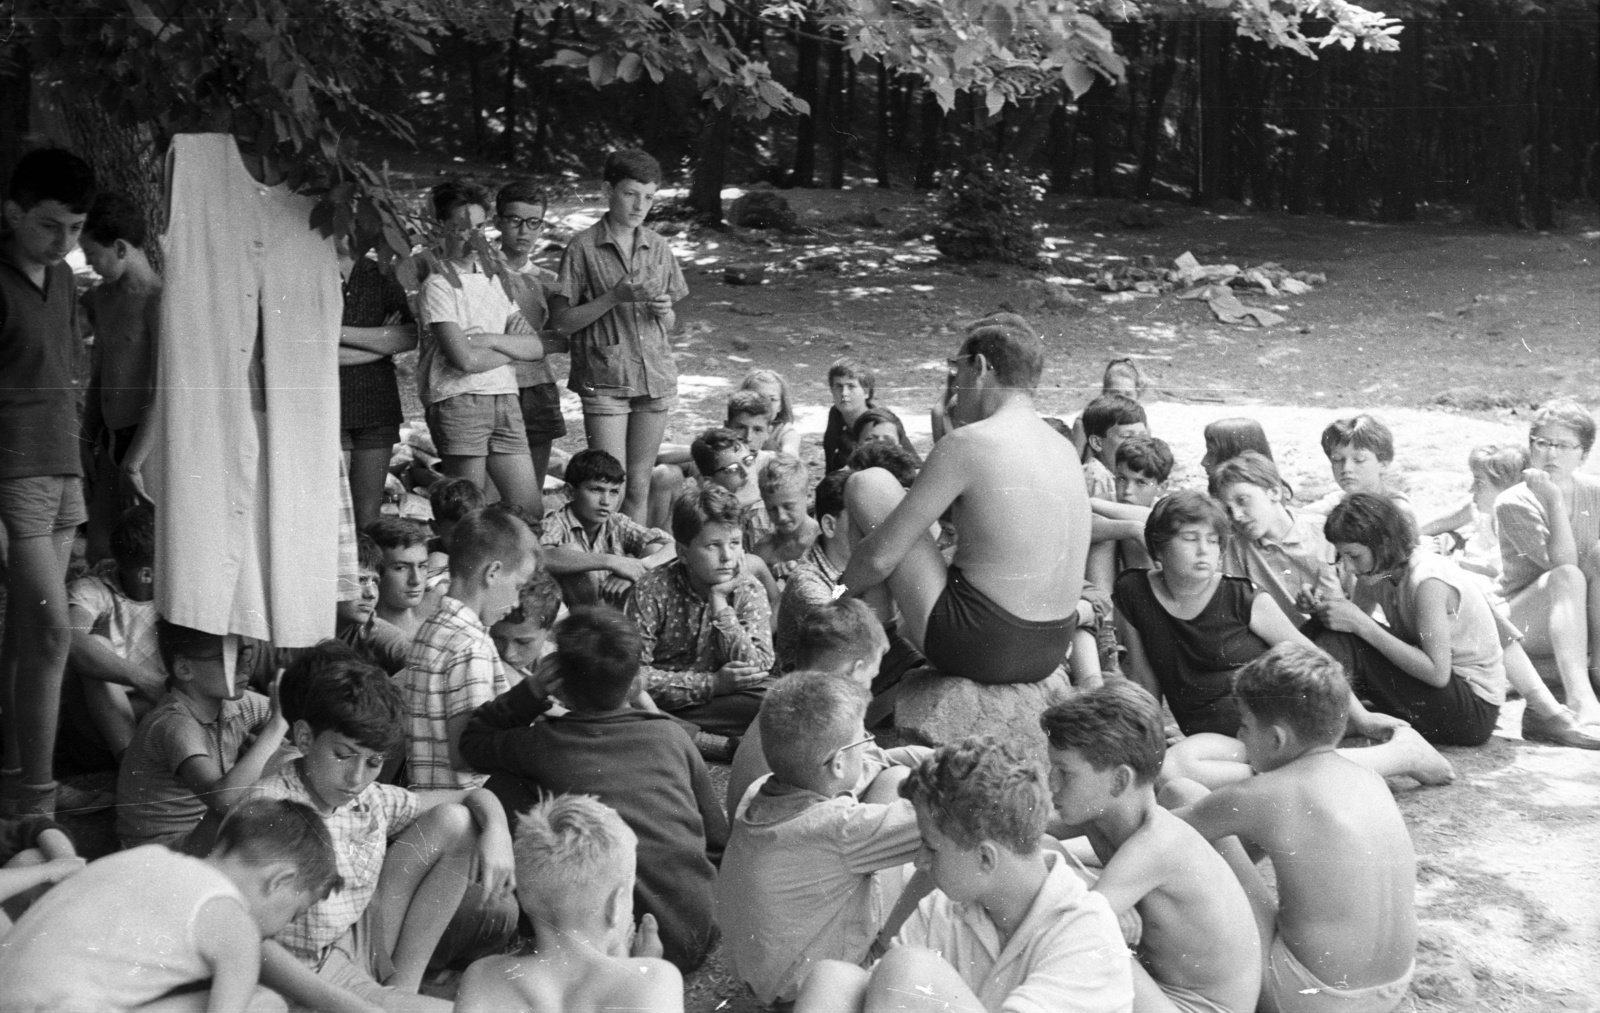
[1530, 436, 1581, 452]
[713, 452, 758, 477]
[821, 732, 876, 769]
[497, 214, 545, 232]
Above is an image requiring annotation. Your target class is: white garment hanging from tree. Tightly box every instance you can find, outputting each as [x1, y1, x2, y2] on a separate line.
[153, 133, 347, 646]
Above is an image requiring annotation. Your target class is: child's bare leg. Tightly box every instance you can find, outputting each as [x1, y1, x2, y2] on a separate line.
[1160, 734, 1253, 789]
[1339, 725, 1455, 785]
[1086, 539, 1118, 592]
[348, 446, 393, 531]
[1069, 627, 1103, 688]
[374, 804, 475, 992]
[529, 439, 553, 489]
[862, 944, 985, 1012]
[861, 764, 912, 805]
[646, 463, 685, 530]
[1504, 641, 1569, 719]
[623, 410, 671, 522]
[484, 452, 542, 518]
[843, 469, 948, 651]
[81, 679, 137, 757]
[1509, 568, 1600, 723]
[0, 528, 76, 802]
[795, 959, 870, 1013]
[1582, 548, 1600, 710]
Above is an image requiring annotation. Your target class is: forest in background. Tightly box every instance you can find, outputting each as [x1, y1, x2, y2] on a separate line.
[1, 0, 1595, 253]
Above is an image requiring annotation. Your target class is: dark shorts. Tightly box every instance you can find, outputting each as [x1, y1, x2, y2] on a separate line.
[923, 566, 1075, 685]
[108, 426, 140, 467]
[340, 423, 402, 453]
[1312, 626, 1500, 747]
[518, 382, 568, 444]
[0, 474, 87, 540]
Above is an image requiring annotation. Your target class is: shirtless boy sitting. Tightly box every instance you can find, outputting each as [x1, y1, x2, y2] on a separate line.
[839, 317, 1090, 685]
[455, 793, 682, 1013]
[1043, 681, 1261, 1013]
[1168, 642, 1417, 1013]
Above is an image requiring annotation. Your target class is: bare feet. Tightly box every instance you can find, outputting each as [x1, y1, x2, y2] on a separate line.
[1391, 726, 1457, 786]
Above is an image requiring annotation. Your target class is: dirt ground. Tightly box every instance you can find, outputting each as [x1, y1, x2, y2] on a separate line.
[560, 186, 1596, 1013]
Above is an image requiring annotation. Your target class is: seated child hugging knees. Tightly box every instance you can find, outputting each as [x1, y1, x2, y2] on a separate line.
[1215, 452, 1342, 629]
[402, 506, 539, 791]
[717, 672, 925, 1006]
[116, 621, 288, 853]
[0, 798, 340, 1013]
[727, 598, 930, 818]
[1042, 681, 1261, 1013]
[62, 502, 166, 769]
[752, 453, 820, 581]
[247, 652, 517, 1012]
[454, 795, 683, 1013]
[1167, 643, 1418, 1013]
[626, 485, 775, 755]
[337, 535, 413, 675]
[540, 448, 673, 608]
[795, 736, 1133, 1013]
[488, 569, 562, 682]
[459, 606, 726, 972]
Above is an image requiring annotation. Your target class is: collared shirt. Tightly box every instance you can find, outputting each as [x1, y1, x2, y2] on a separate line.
[0, 240, 83, 479]
[896, 850, 1133, 1013]
[116, 688, 271, 848]
[68, 561, 166, 682]
[1223, 507, 1342, 625]
[1496, 474, 1600, 598]
[773, 541, 843, 673]
[243, 761, 420, 965]
[416, 264, 521, 403]
[539, 502, 672, 559]
[401, 596, 510, 789]
[557, 216, 688, 399]
[626, 559, 773, 710]
[718, 777, 923, 1004]
[1082, 458, 1116, 501]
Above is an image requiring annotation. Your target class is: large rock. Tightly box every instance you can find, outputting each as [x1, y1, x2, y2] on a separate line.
[894, 666, 1073, 767]
[729, 190, 798, 232]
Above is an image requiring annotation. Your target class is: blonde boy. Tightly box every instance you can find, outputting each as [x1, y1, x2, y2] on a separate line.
[752, 453, 819, 580]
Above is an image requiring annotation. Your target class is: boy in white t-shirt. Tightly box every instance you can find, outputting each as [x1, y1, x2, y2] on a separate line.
[0, 798, 341, 1013]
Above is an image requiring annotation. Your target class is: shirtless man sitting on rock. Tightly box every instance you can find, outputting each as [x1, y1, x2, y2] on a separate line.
[839, 317, 1091, 685]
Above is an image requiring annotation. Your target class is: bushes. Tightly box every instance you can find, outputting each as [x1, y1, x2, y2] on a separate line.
[932, 154, 1043, 266]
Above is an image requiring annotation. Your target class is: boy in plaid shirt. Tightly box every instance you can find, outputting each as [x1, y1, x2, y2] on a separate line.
[249, 647, 517, 1012]
[401, 506, 539, 791]
[541, 448, 673, 608]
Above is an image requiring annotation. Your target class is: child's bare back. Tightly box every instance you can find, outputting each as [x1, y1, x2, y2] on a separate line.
[458, 949, 682, 1013]
[1101, 807, 1261, 1012]
[1203, 751, 1416, 990]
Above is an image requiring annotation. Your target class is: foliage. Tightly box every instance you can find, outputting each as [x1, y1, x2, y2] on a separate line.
[931, 151, 1044, 264]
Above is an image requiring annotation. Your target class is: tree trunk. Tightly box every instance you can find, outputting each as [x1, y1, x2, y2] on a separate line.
[1237, 38, 1273, 208]
[826, 31, 846, 188]
[1529, 15, 1557, 228]
[57, 100, 166, 270]
[1284, 49, 1324, 214]
[1136, 25, 1182, 198]
[1195, 18, 1234, 203]
[688, 107, 734, 222]
[791, 15, 821, 185]
[1002, 91, 1062, 166]
[0, 46, 30, 196]
[1081, 78, 1114, 197]
[1379, 19, 1422, 221]
[1048, 99, 1077, 193]
[875, 61, 891, 188]
[502, 10, 524, 165]
[468, 42, 486, 155]
[914, 90, 942, 189]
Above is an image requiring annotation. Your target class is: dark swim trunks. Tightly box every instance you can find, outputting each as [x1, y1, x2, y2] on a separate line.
[923, 565, 1075, 685]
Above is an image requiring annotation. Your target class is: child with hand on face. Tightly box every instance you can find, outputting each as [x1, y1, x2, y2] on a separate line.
[752, 454, 820, 581]
[489, 570, 562, 683]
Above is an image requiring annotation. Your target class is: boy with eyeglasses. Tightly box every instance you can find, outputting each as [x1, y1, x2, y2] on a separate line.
[495, 179, 569, 490]
[691, 427, 781, 607]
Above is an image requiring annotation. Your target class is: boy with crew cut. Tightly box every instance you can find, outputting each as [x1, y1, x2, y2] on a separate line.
[1216, 451, 1343, 628]
[627, 485, 775, 752]
[78, 189, 162, 559]
[248, 651, 518, 1013]
[550, 149, 688, 522]
[1305, 414, 1415, 521]
[495, 179, 568, 489]
[1168, 642, 1417, 1013]
[366, 517, 433, 639]
[796, 736, 1133, 1013]
[0, 798, 341, 1013]
[540, 447, 674, 608]
[0, 148, 97, 817]
[417, 179, 552, 519]
[753, 452, 820, 580]
[402, 507, 539, 791]
[1042, 681, 1261, 1013]
[718, 671, 925, 1005]
[455, 795, 683, 1013]
[461, 605, 726, 971]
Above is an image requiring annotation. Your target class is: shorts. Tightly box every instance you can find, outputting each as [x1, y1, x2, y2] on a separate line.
[340, 423, 401, 453]
[424, 393, 530, 458]
[923, 565, 1074, 685]
[518, 382, 568, 443]
[303, 900, 396, 1010]
[1159, 980, 1239, 1013]
[0, 474, 87, 540]
[579, 390, 676, 417]
[1260, 931, 1413, 1013]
